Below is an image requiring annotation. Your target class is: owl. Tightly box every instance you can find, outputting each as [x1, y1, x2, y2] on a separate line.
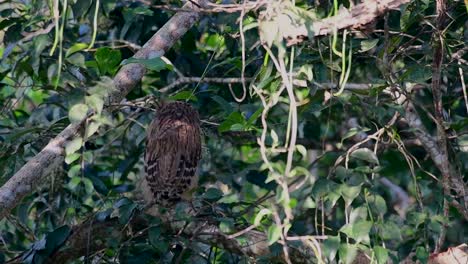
[145, 101, 202, 206]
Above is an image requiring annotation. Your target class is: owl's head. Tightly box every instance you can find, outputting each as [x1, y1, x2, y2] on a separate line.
[157, 101, 200, 124]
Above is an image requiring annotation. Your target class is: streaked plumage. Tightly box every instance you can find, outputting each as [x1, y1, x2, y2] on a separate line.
[145, 101, 201, 206]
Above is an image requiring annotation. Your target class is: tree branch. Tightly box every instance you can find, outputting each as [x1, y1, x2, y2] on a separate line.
[284, 0, 411, 45]
[0, 0, 205, 220]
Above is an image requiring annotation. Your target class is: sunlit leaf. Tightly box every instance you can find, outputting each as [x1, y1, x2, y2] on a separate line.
[350, 148, 379, 164]
[323, 236, 340, 262]
[360, 39, 379, 52]
[267, 225, 282, 245]
[340, 220, 372, 244]
[65, 137, 83, 156]
[85, 95, 104, 114]
[254, 208, 271, 226]
[66, 43, 88, 57]
[168, 91, 197, 102]
[203, 188, 223, 201]
[374, 246, 389, 264]
[95, 47, 122, 75]
[69, 104, 89, 123]
[338, 244, 358, 264]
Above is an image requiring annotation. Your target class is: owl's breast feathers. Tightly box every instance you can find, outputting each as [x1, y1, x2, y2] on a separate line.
[144, 102, 201, 206]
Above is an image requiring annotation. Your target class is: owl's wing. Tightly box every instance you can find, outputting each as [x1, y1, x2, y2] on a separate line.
[145, 121, 181, 200]
[145, 119, 201, 203]
[176, 125, 202, 191]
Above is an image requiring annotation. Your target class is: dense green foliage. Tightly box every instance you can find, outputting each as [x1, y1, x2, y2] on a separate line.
[0, 0, 467, 263]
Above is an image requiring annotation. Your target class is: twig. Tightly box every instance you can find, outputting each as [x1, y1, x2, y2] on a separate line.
[159, 77, 254, 93]
[457, 61, 468, 113]
[141, 0, 268, 13]
[20, 23, 55, 43]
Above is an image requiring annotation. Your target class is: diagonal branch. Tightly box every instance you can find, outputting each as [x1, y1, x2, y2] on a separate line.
[0, 0, 205, 220]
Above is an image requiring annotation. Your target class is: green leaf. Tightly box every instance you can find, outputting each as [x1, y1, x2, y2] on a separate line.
[254, 208, 271, 226]
[404, 65, 432, 83]
[69, 104, 89, 123]
[203, 188, 223, 201]
[66, 53, 85, 67]
[407, 212, 427, 228]
[297, 64, 313, 81]
[211, 95, 234, 113]
[168, 91, 197, 102]
[68, 176, 81, 191]
[96, 209, 112, 221]
[203, 33, 226, 52]
[350, 148, 379, 164]
[340, 220, 372, 244]
[85, 120, 101, 138]
[379, 221, 401, 240]
[311, 179, 336, 199]
[360, 39, 379, 52]
[303, 197, 316, 209]
[114, 197, 132, 208]
[148, 226, 161, 247]
[65, 153, 80, 164]
[323, 235, 340, 262]
[296, 145, 307, 160]
[67, 165, 81, 178]
[82, 178, 94, 194]
[218, 112, 245, 133]
[367, 194, 387, 215]
[88, 175, 108, 195]
[340, 184, 361, 207]
[342, 127, 359, 143]
[374, 246, 389, 264]
[0, 18, 21, 31]
[151, 239, 169, 254]
[219, 218, 234, 233]
[246, 107, 263, 125]
[122, 57, 171, 72]
[95, 47, 122, 75]
[65, 137, 83, 156]
[338, 244, 358, 264]
[349, 206, 368, 224]
[45, 225, 71, 253]
[118, 203, 137, 224]
[416, 246, 429, 263]
[66, 43, 88, 57]
[267, 224, 282, 245]
[85, 95, 104, 114]
[270, 129, 279, 147]
[230, 123, 244, 131]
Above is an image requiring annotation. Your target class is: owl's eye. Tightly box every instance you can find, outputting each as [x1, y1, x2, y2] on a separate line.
[175, 112, 183, 118]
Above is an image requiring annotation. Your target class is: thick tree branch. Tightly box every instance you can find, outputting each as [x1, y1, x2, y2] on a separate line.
[284, 0, 411, 45]
[0, 0, 205, 220]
